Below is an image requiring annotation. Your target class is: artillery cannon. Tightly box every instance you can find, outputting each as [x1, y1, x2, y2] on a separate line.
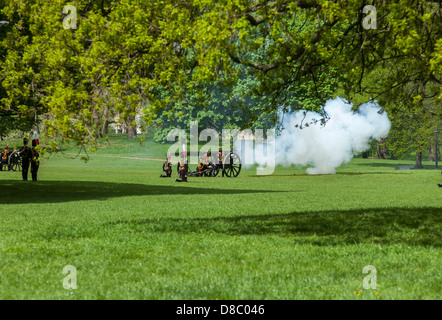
[187, 151, 242, 178]
[8, 151, 22, 171]
[1, 150, 22, 172]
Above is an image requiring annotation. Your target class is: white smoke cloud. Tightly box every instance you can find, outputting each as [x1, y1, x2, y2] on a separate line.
[275, 97, 391, 174]
[237, 97, 391, 175]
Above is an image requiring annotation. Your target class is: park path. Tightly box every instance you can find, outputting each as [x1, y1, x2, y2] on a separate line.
[93, 154, 165, 162]
[65, 153, 170, 162]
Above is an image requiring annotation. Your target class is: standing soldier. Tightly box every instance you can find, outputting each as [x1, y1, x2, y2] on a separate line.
[19, 138, 31, 181]
[205, 151, 214, 175]
[206, 151, 213, 165]
[175, 152, 188, 182]
[218, 147, 227, 177]
[0, 145, 9, 171]
[30, 139, 40, 181]
[160, 154, 172, 178]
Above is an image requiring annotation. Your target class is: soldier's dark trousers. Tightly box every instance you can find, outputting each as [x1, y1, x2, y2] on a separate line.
[179, 169, 187, 182]
[160, 170, 171, 178]
[31, 162, 39, 181]
[22, 159, 30, 181]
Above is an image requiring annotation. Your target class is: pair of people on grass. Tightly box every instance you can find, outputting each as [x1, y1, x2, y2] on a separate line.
[19, 138, 40, 181]
[159, 153, 188, 182]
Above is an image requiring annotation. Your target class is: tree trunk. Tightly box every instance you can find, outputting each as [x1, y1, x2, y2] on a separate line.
[415, 135, 424, 168]
[127, 125, 137, 139]
[127, 116, 137, 139]
[101, 106, 110, 136]
[427, 141, 436, 161]
[92, 108, 103, 138]
[415, 151, 423, 168]
[377, 139, 387, 159]
[102, 119, 109, 136]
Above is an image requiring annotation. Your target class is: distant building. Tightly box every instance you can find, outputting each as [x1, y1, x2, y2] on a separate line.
[111, 113, 142, 134]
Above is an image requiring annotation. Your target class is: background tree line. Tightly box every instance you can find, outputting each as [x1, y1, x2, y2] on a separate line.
[0, 0, 440, 165]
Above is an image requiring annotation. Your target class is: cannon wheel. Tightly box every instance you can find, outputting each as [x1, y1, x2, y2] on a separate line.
[223, 152, 241, 177]
[211, 165, 220, 177]
[9, 153, 22, 172]
[10, 158, 22, 172]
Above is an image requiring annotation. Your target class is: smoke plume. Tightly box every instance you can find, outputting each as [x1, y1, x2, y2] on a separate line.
[273, 97, 391, 174]
[235, 97, 391, 174]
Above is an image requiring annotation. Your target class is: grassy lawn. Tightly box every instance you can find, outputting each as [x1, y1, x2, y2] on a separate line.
[0, 135, 441, 299]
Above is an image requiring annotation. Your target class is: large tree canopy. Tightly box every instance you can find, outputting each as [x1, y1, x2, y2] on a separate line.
[0, 0, 441, 147]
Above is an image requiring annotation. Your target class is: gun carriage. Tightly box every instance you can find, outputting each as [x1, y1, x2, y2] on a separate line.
[8, 151, 22, 171]
[187, 151, 241, 178]
[0, 150, 22, 172]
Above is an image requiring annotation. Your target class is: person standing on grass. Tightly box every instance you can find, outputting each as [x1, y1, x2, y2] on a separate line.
[0, 145, 9, 171]
[30, 139, 40, 181]
[19, 138, 31, 181]
[218, 147, 227, 177]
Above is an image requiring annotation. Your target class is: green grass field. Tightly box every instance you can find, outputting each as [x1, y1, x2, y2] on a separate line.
[0, 135, 441, 299]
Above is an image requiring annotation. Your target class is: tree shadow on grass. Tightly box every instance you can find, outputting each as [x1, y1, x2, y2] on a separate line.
[354, 161, 402, 168]
[111, 207, 442, 247]
[0, 180, 285, 204]
[355, 161, 436, 170]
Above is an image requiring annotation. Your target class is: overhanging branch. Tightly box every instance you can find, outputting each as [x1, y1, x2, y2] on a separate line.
[228, 52, 279, 72]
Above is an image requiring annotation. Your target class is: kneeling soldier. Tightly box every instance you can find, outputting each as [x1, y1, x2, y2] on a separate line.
[160, 154, 172, 177]
[197, 154, 209, 177]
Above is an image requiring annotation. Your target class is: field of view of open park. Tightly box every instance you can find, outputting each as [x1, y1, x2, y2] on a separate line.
[0, 134, 440, 300]
[0, 0, 441, 303]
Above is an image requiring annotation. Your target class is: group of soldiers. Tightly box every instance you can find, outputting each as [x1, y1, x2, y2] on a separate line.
[0, 137, 40, 181]
[160, 148, 225, 182]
